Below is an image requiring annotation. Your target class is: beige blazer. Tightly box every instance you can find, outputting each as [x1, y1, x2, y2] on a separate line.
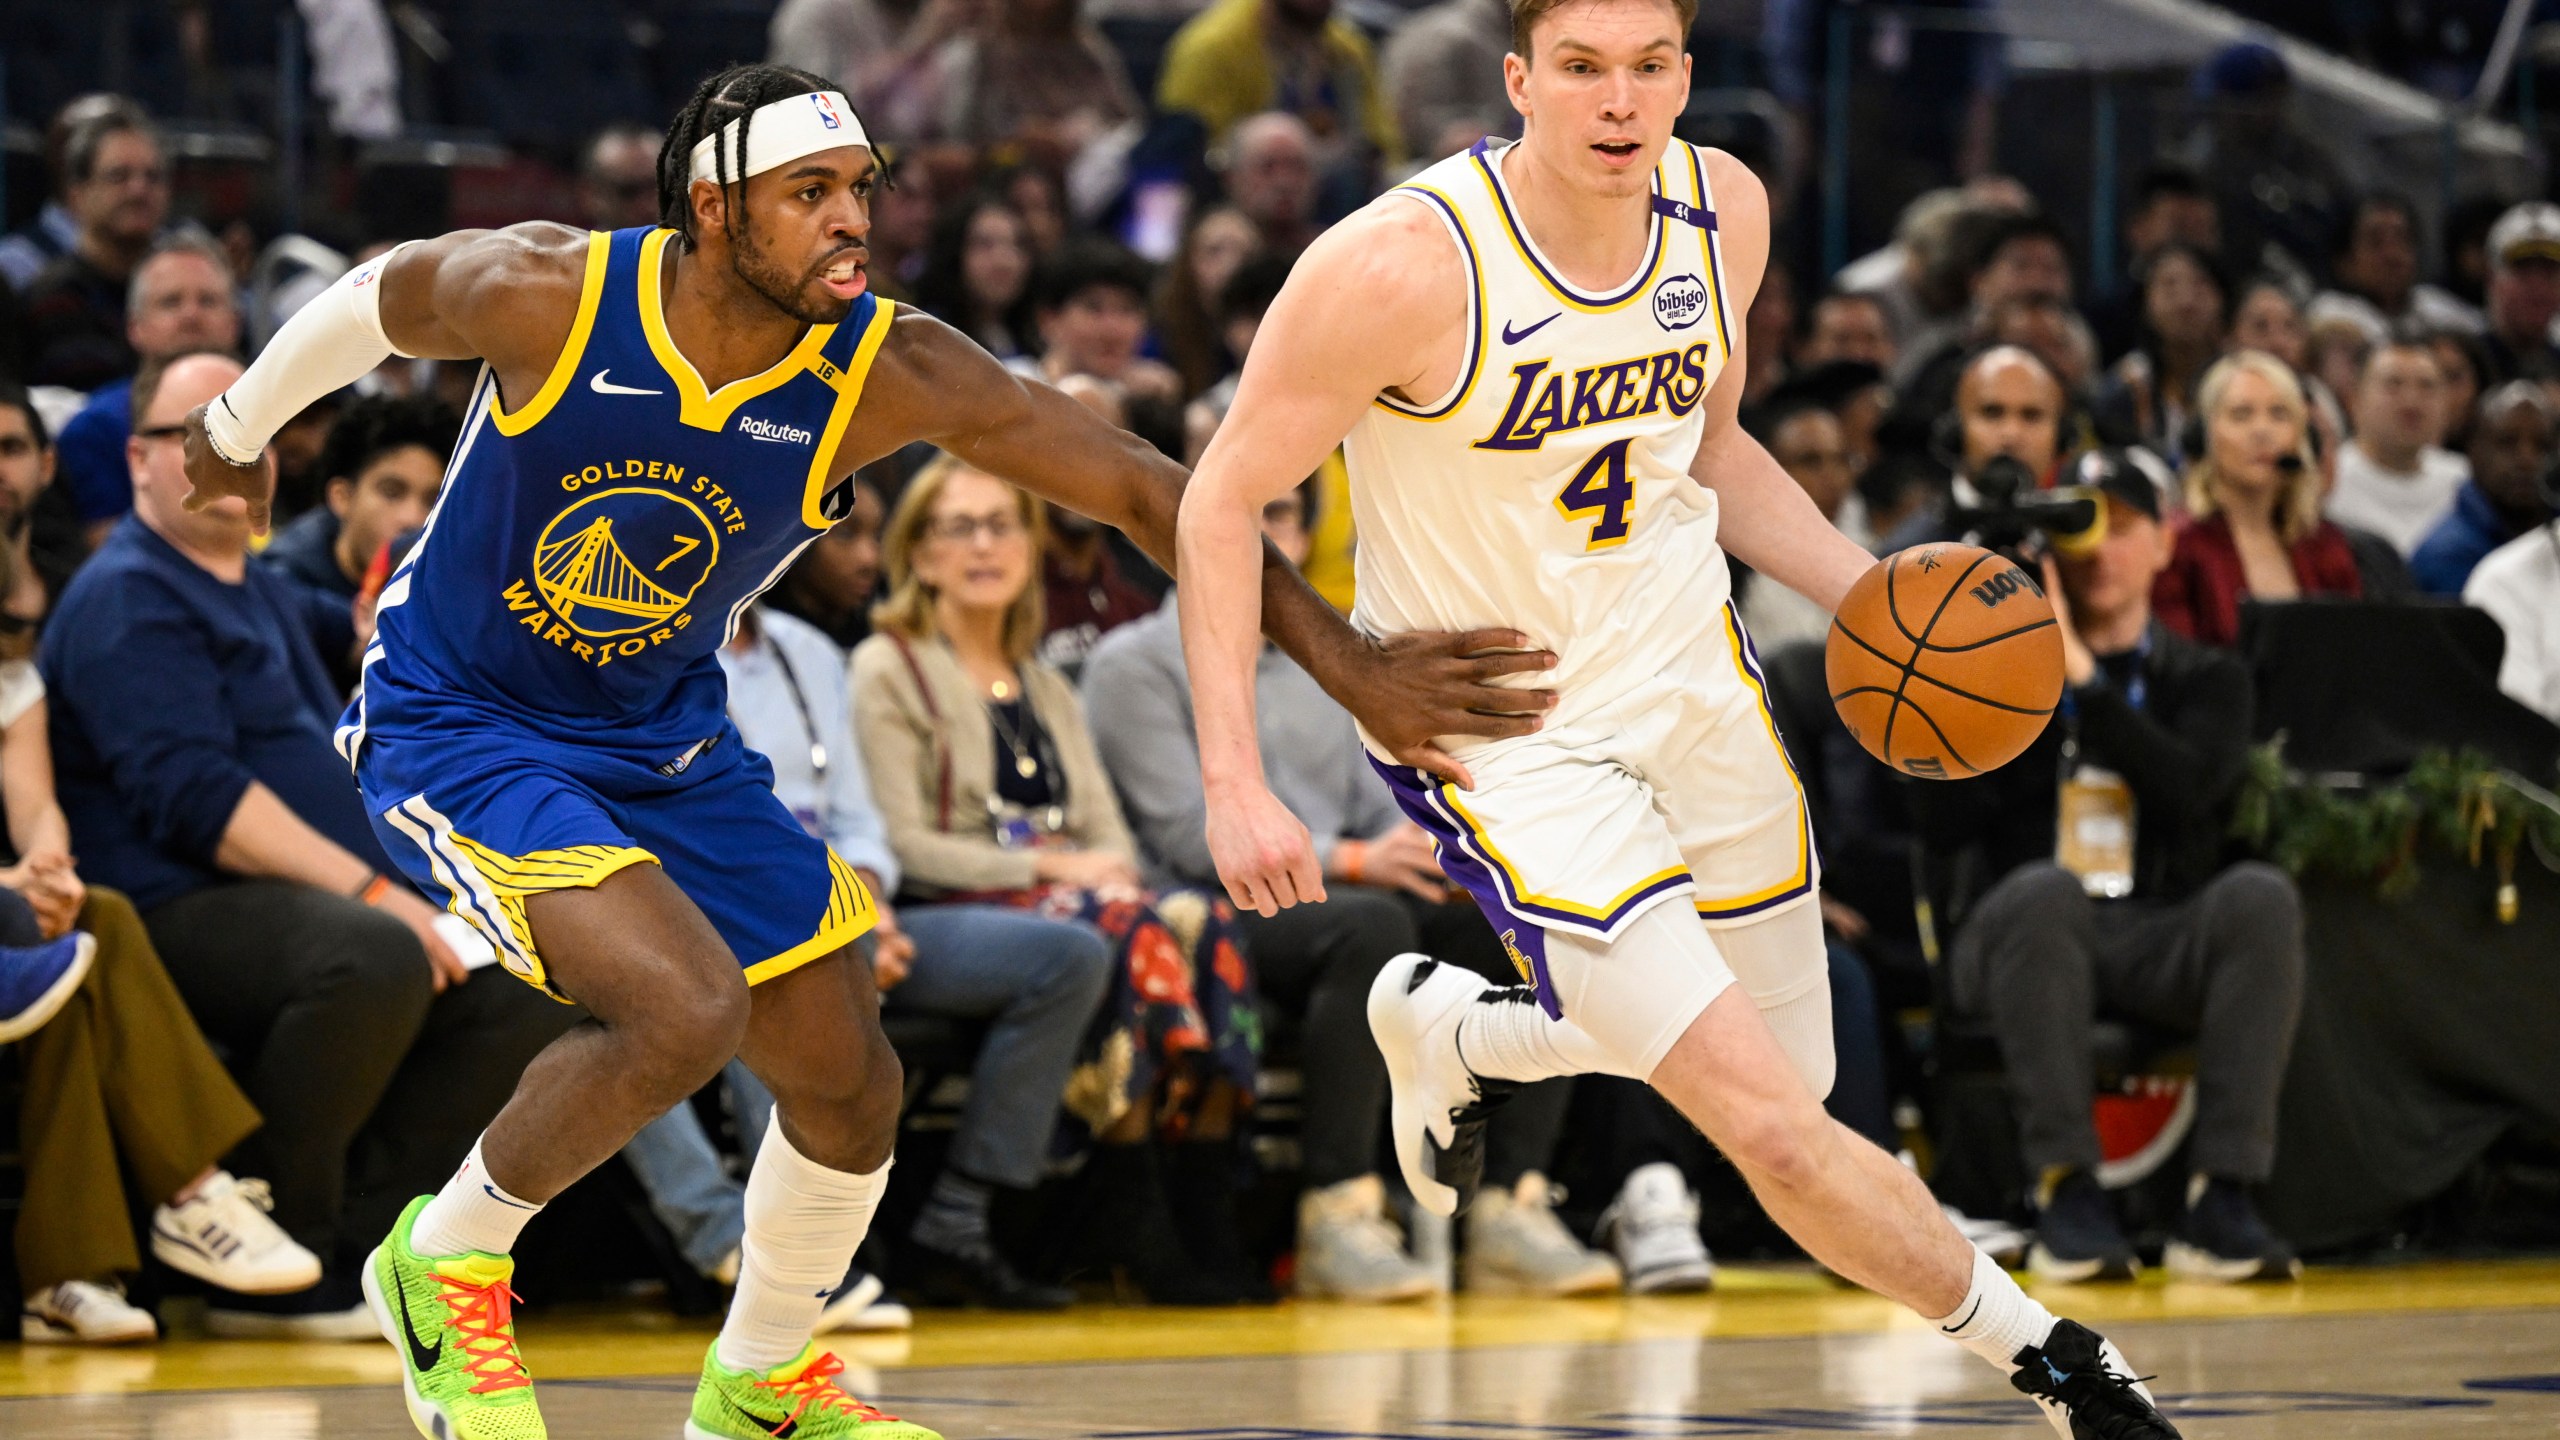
[850, 629, 1138, 897]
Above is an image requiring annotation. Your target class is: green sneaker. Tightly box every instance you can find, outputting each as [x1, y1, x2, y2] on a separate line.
[687, 1341, 941, 1440]
[360, 1195, 546, 1440]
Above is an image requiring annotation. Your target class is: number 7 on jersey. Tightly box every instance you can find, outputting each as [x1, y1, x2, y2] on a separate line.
[1554, 437, 1636, 550]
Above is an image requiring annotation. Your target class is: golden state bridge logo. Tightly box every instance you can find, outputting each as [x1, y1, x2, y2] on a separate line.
[507, 486, 721, 664]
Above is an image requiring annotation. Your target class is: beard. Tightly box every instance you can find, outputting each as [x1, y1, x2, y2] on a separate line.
[730, 226, 860, 326]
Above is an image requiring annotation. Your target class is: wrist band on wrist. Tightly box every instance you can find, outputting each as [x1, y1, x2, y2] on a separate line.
[202, 395, 264, 467]
[1340, 840, 1366, 885]
[355, 873, 393, 905]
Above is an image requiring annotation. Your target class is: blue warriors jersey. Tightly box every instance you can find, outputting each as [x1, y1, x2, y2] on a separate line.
[342, 224, 894, 768]
[342, 226, 887, 1001]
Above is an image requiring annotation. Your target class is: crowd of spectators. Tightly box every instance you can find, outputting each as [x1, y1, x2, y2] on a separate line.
[2, 0, 2558, 1343]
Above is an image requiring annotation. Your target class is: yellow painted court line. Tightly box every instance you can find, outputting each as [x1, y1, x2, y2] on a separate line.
[6, 1261, 2559, 1399]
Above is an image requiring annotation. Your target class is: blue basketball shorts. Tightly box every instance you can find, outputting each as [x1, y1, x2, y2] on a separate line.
[355, 715, 875, 1004]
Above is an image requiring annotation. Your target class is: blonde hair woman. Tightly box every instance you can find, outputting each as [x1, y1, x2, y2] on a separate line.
[2153, 351, 2365, 647]
[851, 454, 1264, 1306]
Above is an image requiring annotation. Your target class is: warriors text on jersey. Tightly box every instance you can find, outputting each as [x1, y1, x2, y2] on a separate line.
[344, 226, 882, 999]
[1347, 140, 1817, 1012]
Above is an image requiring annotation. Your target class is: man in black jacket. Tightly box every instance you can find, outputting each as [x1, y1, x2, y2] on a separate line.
[1915, 450, 2304, 1285]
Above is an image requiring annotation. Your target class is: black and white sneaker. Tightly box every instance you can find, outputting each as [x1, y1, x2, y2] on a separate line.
[2028, 1169, 2138, 1282]
[2009, 1319, 2181, 1438]
[2164, 1176, 2301, 1283]
[1368, 955, 1517, 1217]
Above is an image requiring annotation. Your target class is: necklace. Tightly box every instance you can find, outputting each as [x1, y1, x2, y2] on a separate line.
[986, 690, 1041, 780]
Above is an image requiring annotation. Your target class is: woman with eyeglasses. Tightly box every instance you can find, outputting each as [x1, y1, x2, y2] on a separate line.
[852, 454, 1265, 1306]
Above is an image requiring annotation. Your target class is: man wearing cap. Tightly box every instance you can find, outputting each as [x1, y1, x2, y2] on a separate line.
[2480, 202, 2560, 386]
[1908, 451, 2307, 1289]
[168, 62, 1536, 1440]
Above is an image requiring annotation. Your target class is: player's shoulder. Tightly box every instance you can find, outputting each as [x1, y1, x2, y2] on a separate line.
[1294, 187, 1468, 304]
[418, 220, 602, 331]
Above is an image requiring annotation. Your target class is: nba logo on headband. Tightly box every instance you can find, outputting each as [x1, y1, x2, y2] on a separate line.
[811, 93, 842, 130]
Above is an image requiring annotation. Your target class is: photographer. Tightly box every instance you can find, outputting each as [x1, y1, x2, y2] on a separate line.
[1877, 344, 2071, 554]
[1911, 451, 2306, 1286]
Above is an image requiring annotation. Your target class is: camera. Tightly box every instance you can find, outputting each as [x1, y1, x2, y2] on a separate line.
[1949, 454, 2100, 568]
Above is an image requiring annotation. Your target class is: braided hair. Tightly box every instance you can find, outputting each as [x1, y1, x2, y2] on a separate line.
[656, 63, 838, 252]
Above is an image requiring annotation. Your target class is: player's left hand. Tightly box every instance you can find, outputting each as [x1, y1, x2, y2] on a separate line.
[1206, 782, 1326, 917]
[1340, 628, 1557, 790]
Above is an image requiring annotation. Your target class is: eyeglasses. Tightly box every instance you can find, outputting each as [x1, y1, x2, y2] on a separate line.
[926, 512, 1025, 544]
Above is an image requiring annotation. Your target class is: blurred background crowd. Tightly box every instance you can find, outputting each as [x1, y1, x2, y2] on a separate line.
[1, 0, 2558, 1348]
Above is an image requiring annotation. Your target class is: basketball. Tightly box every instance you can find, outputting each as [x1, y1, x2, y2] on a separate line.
[1826, 543, 2065, 780]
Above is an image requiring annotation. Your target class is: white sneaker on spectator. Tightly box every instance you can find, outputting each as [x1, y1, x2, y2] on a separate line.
[1296, 1176, 1436, 1302]
[152, 1171, 322, 1296]
[1463, 1173, 1621, 1295]
[817, 1267, 914, 1333]
[22, 1280, 157, 1344]
[1595, 1163, 1715, 1294]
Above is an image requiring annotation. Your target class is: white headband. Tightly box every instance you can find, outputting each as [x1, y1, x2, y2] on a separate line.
[688, 90, 869, 185]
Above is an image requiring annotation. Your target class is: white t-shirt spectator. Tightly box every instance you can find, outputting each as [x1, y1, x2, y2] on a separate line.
[2326, 442, 2469, 556]
[2463, 525, 2560, 724]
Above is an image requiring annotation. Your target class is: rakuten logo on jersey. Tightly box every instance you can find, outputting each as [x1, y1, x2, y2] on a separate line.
[738, 416, 815, 446]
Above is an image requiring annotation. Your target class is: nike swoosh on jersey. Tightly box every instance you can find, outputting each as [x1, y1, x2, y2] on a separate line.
[589, 369, 664, 396]
[393, 1275, 442, 1373]
[1501, 313, 1561, 345]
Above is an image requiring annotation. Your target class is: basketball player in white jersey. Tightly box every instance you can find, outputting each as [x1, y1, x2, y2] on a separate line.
[1177, 1, 2180, 1434]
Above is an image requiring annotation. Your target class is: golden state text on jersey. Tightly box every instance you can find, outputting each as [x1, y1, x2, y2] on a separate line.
[339, 225, 896, 765]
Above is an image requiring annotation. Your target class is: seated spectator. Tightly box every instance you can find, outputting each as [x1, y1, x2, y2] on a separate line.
[1020, 240, 1182, 401]
[40, 352, 574, 1337]
[2155, 352, 2363, 647]
[54, 234, 241, 545]
[1217, 113, 1323, 258]
[0, 96, 137, 295]
[2479, 203, 2560, 386]
[1840, 188, 1977, 362]
[2429, 328, 2488, 450]
[2464, 514, 2560, 724]
[2413, 382, 2557, 595]
[23, 103, 171, 390]
[768, 477, 889, 651]
[1156, 206, 1264, 401]
[2308, 194, 2483, 340]
[1036, 495, 1159, 677]
[2302, 311, 2376, 414]
[575, 123, 664, 232]
[2228, 276, 2309, 371]
[1915, 451, 2305, 1285]
[913, 196, 1038, 362]
[262, 393, 454, 605]
[1897, 211, 2074, 395]
[1083, 483, 1613, 1300]
[1158, 0, 1401, 169]
[0, 385, 88, 610]
[1380, 0, 1514, 162]
[2327, 336, 2469, 556]
[624, 599, 1114, 1314]
[852, 457, 1265, 1305]
[0, 521, 324, 1343]
[922, 0, 1140, 155]
[2087, 165, 2221, 361]
[1739, 395, 1871, 649]
[1799, 291, 1897, 374]
[2094, 243, 2227, 461]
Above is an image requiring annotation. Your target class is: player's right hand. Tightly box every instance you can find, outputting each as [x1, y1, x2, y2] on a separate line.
[1347, 628, 1557, 791]
[1207, 783, 1326, 917]
[179, 401, 277, 535]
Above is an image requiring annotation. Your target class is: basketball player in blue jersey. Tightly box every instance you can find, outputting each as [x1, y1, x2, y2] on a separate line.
[1177, 1, 2181, 1436]
[177, 64, 1549, 1440]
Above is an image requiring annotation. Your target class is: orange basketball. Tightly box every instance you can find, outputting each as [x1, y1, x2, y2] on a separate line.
[1826, 542, 2065, 780]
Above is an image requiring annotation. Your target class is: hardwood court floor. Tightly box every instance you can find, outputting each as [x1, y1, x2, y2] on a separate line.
[3, 1261, 2556, 1437]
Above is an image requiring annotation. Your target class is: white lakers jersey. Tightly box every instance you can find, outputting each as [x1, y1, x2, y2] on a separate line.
[1345, 137, 1739, 733]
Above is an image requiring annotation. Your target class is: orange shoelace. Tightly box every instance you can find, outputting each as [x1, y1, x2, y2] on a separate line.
[756, 1351, 897, 1425]
[436, 1275, 532, 1395]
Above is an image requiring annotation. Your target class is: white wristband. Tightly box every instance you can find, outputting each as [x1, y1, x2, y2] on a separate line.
[212, 243, 414, 457]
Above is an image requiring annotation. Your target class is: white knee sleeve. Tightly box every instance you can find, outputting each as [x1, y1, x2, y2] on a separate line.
[1543, 900, 1735, 1081]
[1708, 900, 1835, 1098]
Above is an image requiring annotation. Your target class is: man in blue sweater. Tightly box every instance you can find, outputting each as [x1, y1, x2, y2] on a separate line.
[2412, 381, 2557, 595]
[38, 351, 574, 1338]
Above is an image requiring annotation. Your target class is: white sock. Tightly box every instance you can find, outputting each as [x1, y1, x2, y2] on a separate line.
[1927, 1247, 2058, 1372]
[1455, 990, 1632, 1082]
[716, 1124, 889, 1372]
[410, 1138, 545, 1258]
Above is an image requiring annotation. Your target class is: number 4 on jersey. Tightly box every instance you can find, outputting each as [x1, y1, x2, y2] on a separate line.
[1554, 437, 1636, 550]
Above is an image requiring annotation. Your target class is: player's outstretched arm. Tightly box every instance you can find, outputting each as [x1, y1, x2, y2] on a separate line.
[180, 223, 594, 532]
[1685, 153, 1876, 615]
